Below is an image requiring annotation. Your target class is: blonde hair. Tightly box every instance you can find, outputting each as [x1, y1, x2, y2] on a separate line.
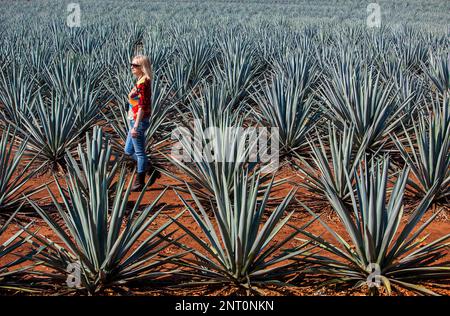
[133, 55, 152, 82]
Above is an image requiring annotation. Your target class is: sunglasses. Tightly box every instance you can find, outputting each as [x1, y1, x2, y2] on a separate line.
[130, 63, 141, 68]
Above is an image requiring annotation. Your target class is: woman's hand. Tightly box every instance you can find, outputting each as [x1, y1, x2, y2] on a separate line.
[128, 86, 137, 98]
[131, 127, 139, 138]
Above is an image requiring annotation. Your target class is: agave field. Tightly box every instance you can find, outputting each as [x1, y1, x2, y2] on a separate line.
[0, 0, 449, 296]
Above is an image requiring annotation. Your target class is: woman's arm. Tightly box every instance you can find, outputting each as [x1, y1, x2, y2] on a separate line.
[131, 108, 144, 137]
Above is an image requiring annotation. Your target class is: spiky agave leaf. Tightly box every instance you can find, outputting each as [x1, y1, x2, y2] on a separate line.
[103, 66, 134, 115]
[252, 71, 319, 156]
[0, 126, 46, 212]
[165, 37, 215, 104]
[267, 34, 314, 73]
[106, 21, 145, 68]
[212, 32, 261, 107]
[68, 26, 107, 56]
[178, 36, 215, 83]
[296, 156, 450, 296]
[143, 32, 173, 74]
[40, 53, 81, 98]
[71, 69, 110, 130]
[171, 167, 316, 289]
[165, 91, 284, 203]
[293, 123, 364, 205]
[64, 126, 119, 196]
[424, 52, 449, 97]
[42, 54, 109, 129]
[391, 96, 450, 203]
[393, 31, 428, 73]
[165, 107, 257, 202]
[388, 61, 424, 118]
[143, 76, 179, 156]
[272, 51, 319, 100]
[319, 61, 412, 153]
[164, 57, 202, 104]
[26, 127, 186, 294]
[186, 82, 244, 129]
[22, 36, 55, 76]
[0, 60, 38, 126]
[16, 91, 90, 171]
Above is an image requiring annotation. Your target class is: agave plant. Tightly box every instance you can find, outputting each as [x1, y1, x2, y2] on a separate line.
[40, 54, 80, 96]
[143, 33, 173, 74]
[212, 33, 261, 107]
[0, 126, 46, 212]
[252, 69, 319, 156]
[0, 61, 37, 125]
[294, 123, 364, 205]
[16, 92, 90, 170]
[381, 59, 424, 119]
[166, 108, 256, 201]
[319, 60, 412, 153]
[165, 37, 215, 104]
[186, 83, 244, 129]
[166, 78, 286, 202]
[262, 31, 310, 70]
[391, 96, 450, 204]
[272, 51, 318, 98]
[424, 52, 449, 97]
[0, 33, 13, 68]
[71, 67, 110, 129]
[102, 66, 134, 112]
[164, 57, 203, 104]
[42, 21, 69, 54]
[297, 156, 450, 295]
[253, 28, 281, 64]
[64, 124, 119, 197]
[171, 167, 315, 291]
[68, 27, 107, 56]
[106, 22, 145, 68]
[178, 37, 215, 82]
[22, 33, 56, 76]
[393, 33, 428, 73]
[26, 127, 185, 294]
[42, 54, 109, 129]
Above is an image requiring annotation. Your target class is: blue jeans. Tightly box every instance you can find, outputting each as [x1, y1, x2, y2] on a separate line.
[124, 119, 150, 173]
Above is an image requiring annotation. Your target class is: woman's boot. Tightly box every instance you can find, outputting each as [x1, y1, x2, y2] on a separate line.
[146, 163, 161, 186]
[131, 172, 146, 191]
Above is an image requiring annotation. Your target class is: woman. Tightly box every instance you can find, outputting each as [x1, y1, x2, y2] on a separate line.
[124, 55, 153, 191]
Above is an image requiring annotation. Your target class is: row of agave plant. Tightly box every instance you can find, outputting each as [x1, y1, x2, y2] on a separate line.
[0, 21, 449, 295]
[1, 124, 449, 295]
